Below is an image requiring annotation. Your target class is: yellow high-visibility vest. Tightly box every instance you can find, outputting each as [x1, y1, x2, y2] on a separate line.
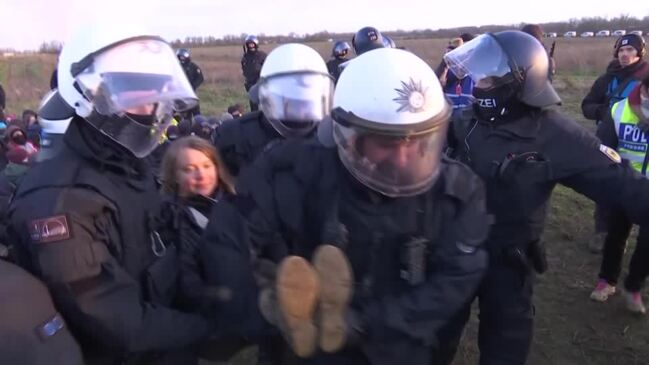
[612, 99, 649, 175]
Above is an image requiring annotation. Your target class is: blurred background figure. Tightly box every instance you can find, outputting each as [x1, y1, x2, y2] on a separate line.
[4, 125, 38, 161]
[177, 48, 204, 118]
[21, 109, 41, 148]
[435, 37, 475, 114]
[521, 23, 557, 81]
[227, 103, 245, 119]
[326, 41, 351, 83]
[241, 35, 267, 112]
[581, 33, 648, 253]
[352, 26, 386, 56]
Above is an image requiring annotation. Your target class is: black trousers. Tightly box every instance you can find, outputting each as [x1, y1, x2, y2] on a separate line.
[244, 83, 259, 112]
[598, 210, 649, 292]
[434, 261, 535, 365]
[593, 204, 610, 233]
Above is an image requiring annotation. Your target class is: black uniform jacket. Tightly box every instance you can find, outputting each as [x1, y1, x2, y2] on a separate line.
[450, 107, 649, 253]
[212, 111, 281, 177]
[8, 118, 209, 360]
[234, 139, 490, 346]
[182, 61, 204, 91]
[241, 50, 267, 89]
[581, 60, 649, 122]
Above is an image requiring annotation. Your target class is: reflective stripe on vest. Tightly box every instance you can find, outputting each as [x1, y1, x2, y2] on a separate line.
[612, 99, 649, 175]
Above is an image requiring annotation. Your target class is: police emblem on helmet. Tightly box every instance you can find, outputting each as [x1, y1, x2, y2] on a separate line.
[393, 78, 428, 113]
[368, 31, 378, 41]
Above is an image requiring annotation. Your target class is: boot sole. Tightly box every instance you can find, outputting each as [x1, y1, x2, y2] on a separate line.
[276, 256, 319, 358]
[313, 245, 353, 353]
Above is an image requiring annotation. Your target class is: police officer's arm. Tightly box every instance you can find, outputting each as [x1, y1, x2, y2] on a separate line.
[581, 75, 610, 121]
[12, 188, 210, 353]
[362, 168, 489, 345]
[549, 118, 649, 224]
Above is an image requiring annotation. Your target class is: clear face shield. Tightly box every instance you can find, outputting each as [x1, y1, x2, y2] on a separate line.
[443, 34, 515, 90]
[333, 120, 448, 197]
[73, 38, 198, 157]
[258, 72, 334, 138]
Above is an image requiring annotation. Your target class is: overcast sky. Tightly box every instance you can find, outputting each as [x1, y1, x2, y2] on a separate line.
[1, 0, 648, 51]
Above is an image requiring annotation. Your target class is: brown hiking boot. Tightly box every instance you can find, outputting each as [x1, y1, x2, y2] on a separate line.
[312, 245, 354, 353]
[275, 256, 320, 358]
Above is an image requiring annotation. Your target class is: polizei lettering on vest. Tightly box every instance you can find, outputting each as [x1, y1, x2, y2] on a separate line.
[621, 123, 649, 143]
[478, 98, 497, 108]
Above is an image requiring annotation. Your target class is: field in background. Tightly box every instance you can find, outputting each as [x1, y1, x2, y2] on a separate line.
[1, 37, 648, 364]
[0, 37, 628, 116]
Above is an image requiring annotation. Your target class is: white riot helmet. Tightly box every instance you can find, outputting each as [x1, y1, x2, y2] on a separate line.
[36, 89, 72, 161]
[331, 48, 451, 197]
[56, 22, 198, 158]
[38, 89, 72, 134]
[250, 43, 334, 138]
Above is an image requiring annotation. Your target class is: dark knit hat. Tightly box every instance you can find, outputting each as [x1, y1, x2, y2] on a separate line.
[616, 34, 645, 58]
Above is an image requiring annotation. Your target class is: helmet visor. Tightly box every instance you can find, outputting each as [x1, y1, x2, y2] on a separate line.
[86, 101, 174, 158]
[259, 73, 334, 137]
[443, 34, 513, 89]
[333, 121, 447, 197]
[75, 38, 198, 115]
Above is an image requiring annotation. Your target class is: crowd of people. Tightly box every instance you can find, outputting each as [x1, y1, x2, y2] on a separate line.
[0, 19, 648, 365]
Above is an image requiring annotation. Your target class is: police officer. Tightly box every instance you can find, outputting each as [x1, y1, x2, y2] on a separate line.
[352, 26, 386, 55]
[177, 48, 204, 117]
[0, 259, 84, 365]
[334, 27, 387, 82]
[326, 41, 351, 83]
[8, 23, 211, 364]
[233, 48, 489, 364]
[0, 82, 5, 110]
[592, 75, 649, 313]
[214, 43, 332, 177]
[583, 34, 649, 252]
[439, 30, 649, 365]
[241, 35, 267, 112]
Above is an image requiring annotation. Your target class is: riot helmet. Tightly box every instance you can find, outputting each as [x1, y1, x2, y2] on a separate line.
[176, 48, 191, 64]
[332, 41, 351, 59]
[36, 89, 72, 161]
[332, 48, 451, 197]
[444, 30, 560, 122]
[56, 21, 198, 158]
[251, 43, 334, 138]
[245, 35, 259, 52]
[352, 26, 385, 55]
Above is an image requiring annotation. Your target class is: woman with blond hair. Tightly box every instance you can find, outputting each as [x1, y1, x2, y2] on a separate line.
[161, 136, 262, 360]
[161, 136, 237, 308]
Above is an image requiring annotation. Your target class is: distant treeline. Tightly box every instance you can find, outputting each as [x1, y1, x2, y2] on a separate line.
[29, 14, 649, 54]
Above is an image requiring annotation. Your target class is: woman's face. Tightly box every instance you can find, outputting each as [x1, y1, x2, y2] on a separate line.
[175, 147, 218, 198]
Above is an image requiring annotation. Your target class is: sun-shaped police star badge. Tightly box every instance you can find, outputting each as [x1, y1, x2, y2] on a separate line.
[393, 78, 428, 113]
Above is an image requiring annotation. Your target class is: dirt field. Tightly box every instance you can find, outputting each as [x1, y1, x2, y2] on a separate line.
[1, 36, 648, 365]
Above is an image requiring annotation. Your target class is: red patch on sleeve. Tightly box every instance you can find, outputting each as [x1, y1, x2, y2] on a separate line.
[28, 215, 71, 243]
